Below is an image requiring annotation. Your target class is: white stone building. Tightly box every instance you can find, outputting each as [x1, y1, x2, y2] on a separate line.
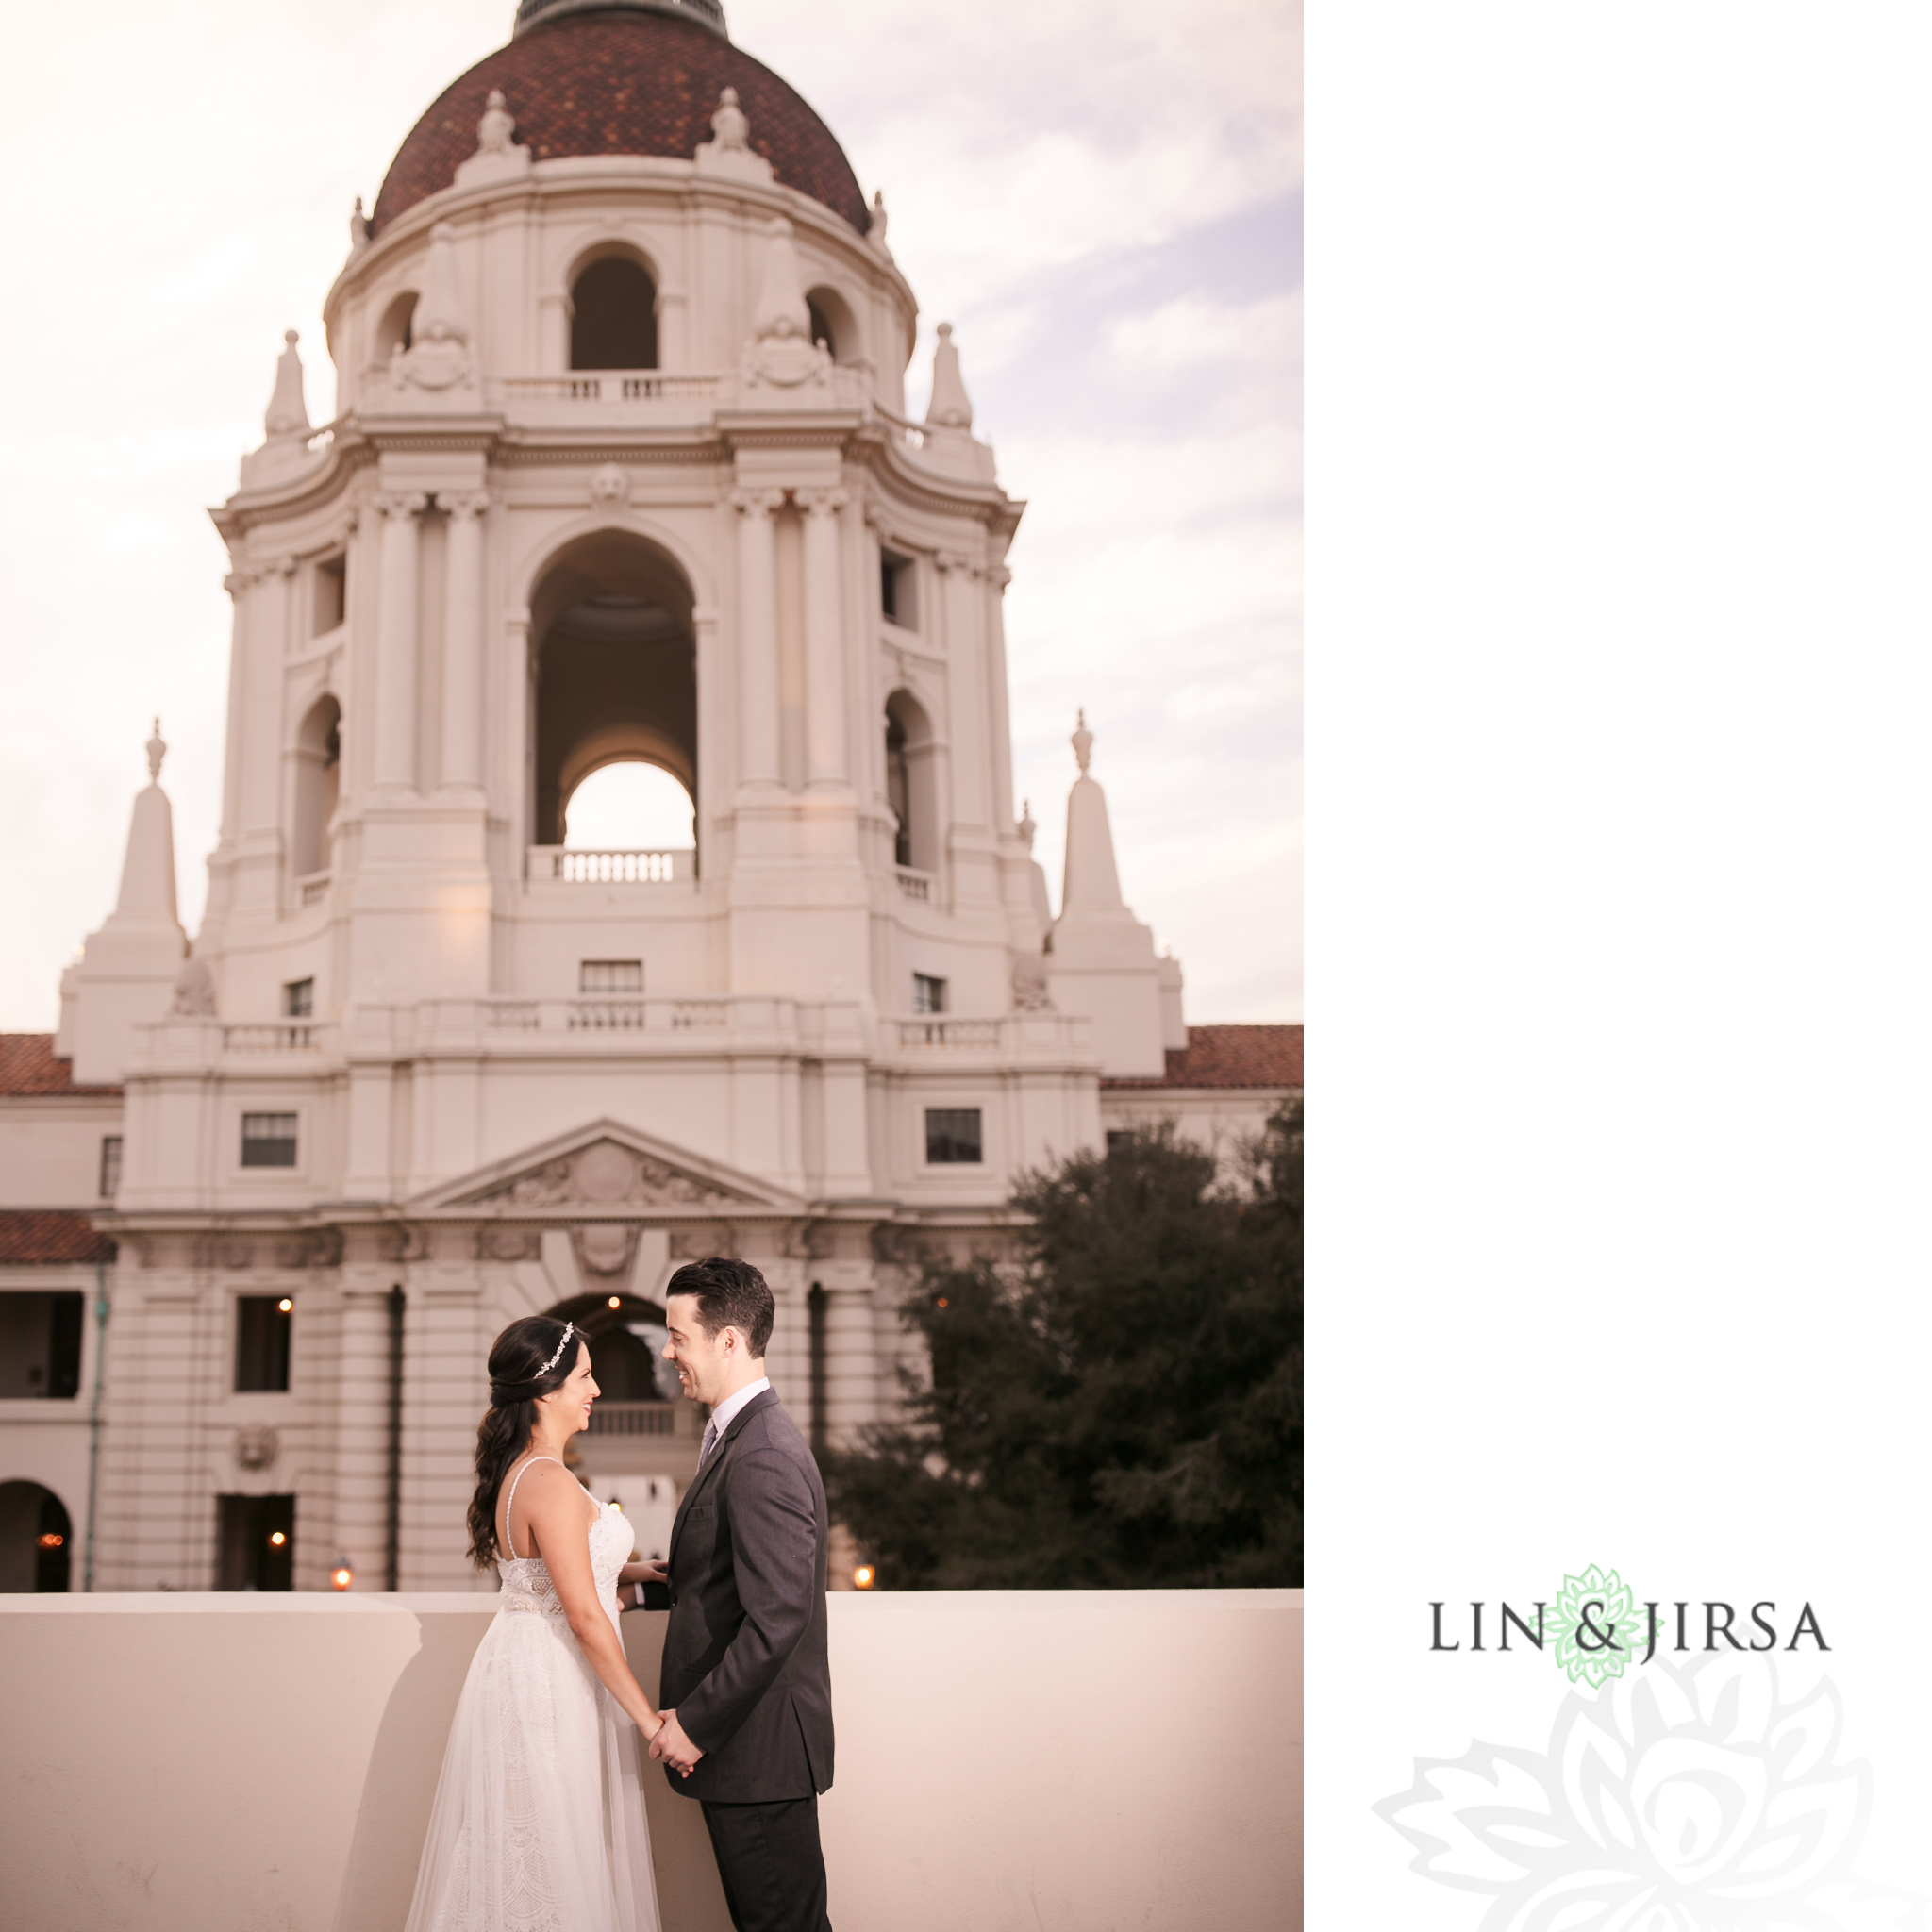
[0, 0, 1298, 1593]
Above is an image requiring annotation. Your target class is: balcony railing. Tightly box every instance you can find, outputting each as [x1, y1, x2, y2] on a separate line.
[497, 373, 724, 403]
[585, 1401, 696, 1439]
[224, 1024, 321, 1052]
[528, 847, 695, 884]
[295, 871, 330, 908]
[897, 1018, 1003, 1048]
[894, 867, 933, 902]
[481, 997, 730, 1034]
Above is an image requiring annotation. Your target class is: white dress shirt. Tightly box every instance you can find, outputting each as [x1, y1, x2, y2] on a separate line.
[701, 1375, 771, 1460]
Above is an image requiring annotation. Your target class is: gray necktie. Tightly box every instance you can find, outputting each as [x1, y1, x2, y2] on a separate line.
[698, 1418, 719, 1468]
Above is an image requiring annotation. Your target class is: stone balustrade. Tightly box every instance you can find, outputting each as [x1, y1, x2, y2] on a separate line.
[1, 1588, 1299, 1931]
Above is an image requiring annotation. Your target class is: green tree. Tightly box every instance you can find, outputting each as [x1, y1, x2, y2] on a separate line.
[824, 1101, 1301, 1588]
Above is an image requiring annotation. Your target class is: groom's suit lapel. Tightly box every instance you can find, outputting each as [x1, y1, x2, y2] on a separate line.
[669, 1386, 779, 1564]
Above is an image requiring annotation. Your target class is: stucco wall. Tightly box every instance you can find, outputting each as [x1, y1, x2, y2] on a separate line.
[0, 1587, 1300, 1931]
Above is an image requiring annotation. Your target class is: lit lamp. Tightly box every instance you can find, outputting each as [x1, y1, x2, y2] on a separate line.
[331, 1555, 354, 1591]
[269, 1530, 288, 1548]
[853, 1563, 876, 1591]
[277, 1297, 293, 1313]
[608, 1295, 622, 1309]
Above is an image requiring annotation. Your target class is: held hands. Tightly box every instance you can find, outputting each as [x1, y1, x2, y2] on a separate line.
[649, 1708, 704, 1777]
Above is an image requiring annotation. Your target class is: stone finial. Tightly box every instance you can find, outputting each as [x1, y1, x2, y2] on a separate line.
[264, 330, 310, 439]
[711, 86, 749, 150]
[925, 321, 974, 431]
[867, 189, 890, 243]
[349, 196, 372, 252]
[1072, 708, 1092, 775]
[478, 89, 516, 154]
[741, 216, 829, 391]
[1017, 799, 1036, 849]
[391, 224, 475, 394]
[170, 955, 217, 1019]
[145, 718, 166, 783]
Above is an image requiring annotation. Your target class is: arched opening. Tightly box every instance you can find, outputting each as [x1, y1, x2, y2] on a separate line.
[0, 1480, 71, 1592]
[563, 762, 694, 850]
[806, 285, 861, 365]
[571, 258, 658, 370]
[531, 531, 697, 857]
[375, 291, 417, 361]
[543, 1292, 681, 1404]
[291, 695, 341, 880]
[885, 689, 939, 873]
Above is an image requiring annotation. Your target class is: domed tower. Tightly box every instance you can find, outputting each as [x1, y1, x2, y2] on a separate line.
[81, 0, 1180, 1591]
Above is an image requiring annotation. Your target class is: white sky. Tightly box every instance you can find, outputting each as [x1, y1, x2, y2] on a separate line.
[0, 0, 1300, 1032]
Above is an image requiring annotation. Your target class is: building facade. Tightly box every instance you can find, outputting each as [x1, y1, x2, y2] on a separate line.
[0, 0, 1297, 1592]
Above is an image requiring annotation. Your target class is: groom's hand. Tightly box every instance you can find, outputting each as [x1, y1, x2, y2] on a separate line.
[649, 1709, 704, 1776]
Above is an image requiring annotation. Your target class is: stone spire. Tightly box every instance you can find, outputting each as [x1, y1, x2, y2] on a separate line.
[1047, 711, 1168, 1076]
[58, 722, 190, 1082]
[925, 323, 973, 431]
[264, 332, 309, 438]
[1058, 710, 1124, 913]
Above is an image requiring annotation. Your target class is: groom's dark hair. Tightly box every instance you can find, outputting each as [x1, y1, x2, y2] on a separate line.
[667, 1257, 774, 1357]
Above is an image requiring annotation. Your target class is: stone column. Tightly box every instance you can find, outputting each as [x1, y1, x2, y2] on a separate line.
[373, 491, 427, 791]
[799, 488, 850, 788]
[985, 562, 1016, 829]
[440, 491, 490, 791]
[823, 1282, 877, 1446]
[732, 489, 785, 788]
[218, 570, 253, 845]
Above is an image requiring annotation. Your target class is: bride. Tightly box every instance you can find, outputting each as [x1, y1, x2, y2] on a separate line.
[405, 1314, 669, 1932]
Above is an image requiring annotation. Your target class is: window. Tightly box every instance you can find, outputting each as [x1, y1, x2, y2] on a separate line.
[912, 974, 947, 1015]
[216, 1493, 294, 1591]
[880, 551, 916, 628]
[313, 553, 346, 634]
[0, 1293, 84, 1399]
[884, 690, 937, 872]
[99, 1135, 123, 1200]
[241, 1113, 298, 1169]
[925, 1108, 983, 1164]
[580, 959, 644, 993]
[282, 979, 313, 1018]
[571, 257, 658, 370]
[235, 1295, 292, 1392]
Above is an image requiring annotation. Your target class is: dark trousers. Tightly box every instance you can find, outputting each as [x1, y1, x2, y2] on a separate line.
[701, 1795, 832, 1932]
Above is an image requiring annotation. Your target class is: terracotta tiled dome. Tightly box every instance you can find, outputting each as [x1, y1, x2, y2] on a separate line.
[371, 8, 868, 237]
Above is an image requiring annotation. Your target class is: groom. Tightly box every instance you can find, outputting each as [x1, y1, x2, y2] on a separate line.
[628, 1257, 835, 1932]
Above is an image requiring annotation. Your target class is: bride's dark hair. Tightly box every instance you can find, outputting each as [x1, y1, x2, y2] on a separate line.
[466, 1315, 579, 1568]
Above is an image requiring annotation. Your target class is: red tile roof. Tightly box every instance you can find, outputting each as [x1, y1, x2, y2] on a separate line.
[0, 1210, 115, 1266]
[0, 1035, 122, 1099]
[373, 11, 869, 236]
[1101, 1024, 1304, 1091]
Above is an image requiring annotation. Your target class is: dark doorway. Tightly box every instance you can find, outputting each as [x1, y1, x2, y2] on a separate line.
[235, 1295, 293, 1391]
[217, 1493, 295, 1591]
[571, 258, 658, 370]
[0, 1481, 72, 1591]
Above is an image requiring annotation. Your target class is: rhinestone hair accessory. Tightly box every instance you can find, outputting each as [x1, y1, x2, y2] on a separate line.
[539, 1322, 575, 1375]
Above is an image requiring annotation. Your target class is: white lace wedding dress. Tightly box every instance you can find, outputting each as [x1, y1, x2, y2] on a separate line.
[404, 1459, 662, 1932]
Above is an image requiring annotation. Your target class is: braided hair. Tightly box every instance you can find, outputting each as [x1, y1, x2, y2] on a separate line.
[465, 1315, 579, 1568]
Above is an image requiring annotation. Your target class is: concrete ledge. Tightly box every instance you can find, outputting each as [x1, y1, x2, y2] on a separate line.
[0, 1588, 1301, 1930]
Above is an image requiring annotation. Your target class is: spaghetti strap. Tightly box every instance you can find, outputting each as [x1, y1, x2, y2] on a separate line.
[502, 1455, 564, 1560]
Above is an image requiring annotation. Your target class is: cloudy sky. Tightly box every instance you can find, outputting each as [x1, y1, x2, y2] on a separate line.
[0, 0, 1299, 1032]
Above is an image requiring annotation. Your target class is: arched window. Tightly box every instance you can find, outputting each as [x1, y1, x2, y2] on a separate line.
[530, 531, 697, 866]
[571, 258, 658, 370]
[805, 285, 860, 364]
[885, 690, 938, 873]
[375, 291, 417, 361]
[291, 696, 341, 880]
[562, 761, 695, 851]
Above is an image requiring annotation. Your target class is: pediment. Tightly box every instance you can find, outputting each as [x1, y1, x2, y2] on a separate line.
[411, 1119, 800, 1216]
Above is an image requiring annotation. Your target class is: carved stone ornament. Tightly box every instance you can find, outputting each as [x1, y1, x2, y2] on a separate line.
[455, 90, 533, 191]
[170, 956, 218, 1018]
[574, 1224, 637, 1277]
[473, 1139, 744, 1210]
[1011, 952, 1055, 1012]
[742, 218, 831, 391]
[591, 463, 631, 508]
[234, 1424, 280, 1473]
[695, 87, 773, 185]
[482, 1228, 541, 1263]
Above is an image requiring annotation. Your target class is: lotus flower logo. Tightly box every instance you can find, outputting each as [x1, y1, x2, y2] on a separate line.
[1375, 1649, 1923, 1928]
[1552, 1562, 1645, 1688]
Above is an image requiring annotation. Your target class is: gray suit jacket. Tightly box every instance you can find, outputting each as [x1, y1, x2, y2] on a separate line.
[645, 1388, 833, 1802]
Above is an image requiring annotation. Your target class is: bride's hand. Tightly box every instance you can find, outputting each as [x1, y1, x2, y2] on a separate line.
[641, 1711, 666, 1743]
